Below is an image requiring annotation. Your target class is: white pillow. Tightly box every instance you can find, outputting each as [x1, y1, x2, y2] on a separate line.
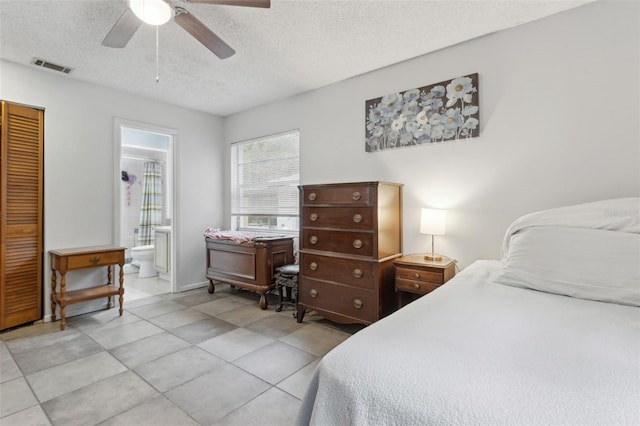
[494, 226, 640, 307]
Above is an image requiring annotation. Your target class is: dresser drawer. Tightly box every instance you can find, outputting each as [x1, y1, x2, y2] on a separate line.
[395, 266, 443, 284]
[67, 251, 123, 269]
[395, 278, 440, 295]
[302, 184, 372, 206]
[301, 229, 373, 257]
[300, 253, 374, 289]
[299, 278, 376, 323]
[302, 206, 373, 230]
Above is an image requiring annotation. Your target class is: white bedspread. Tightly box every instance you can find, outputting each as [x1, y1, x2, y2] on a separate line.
[296, 260, 640, 425]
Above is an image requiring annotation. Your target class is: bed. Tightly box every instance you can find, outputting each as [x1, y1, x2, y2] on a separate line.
[296, 198, 640, 425]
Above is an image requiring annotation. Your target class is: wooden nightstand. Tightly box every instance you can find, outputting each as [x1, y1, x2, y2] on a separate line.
[394, 255, 456, 307]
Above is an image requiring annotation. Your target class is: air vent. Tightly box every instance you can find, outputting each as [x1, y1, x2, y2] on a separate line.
[31, 58, 74, 74]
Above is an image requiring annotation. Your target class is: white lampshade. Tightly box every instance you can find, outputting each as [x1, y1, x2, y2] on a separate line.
[420, 208, 447, 236]
[130, 0, 173, 25]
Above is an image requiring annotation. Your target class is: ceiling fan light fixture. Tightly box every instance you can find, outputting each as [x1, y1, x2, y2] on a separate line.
[129, 0, 173, 25]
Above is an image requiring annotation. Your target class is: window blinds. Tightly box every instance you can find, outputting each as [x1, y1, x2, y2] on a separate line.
[231, 130, 300, 216]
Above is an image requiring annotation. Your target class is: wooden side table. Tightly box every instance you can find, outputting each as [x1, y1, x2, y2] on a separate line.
[394, 254, 456, 308]
[49, 246, 125, 330]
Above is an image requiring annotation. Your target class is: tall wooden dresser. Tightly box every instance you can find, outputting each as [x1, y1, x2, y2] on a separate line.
[297, 182, 403, 325]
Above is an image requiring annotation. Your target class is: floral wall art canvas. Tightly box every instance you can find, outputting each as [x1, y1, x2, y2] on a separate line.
[365, 73, 479, 152]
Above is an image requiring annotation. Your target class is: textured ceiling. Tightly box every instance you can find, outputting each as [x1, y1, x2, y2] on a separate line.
[0, 0, 593, 117]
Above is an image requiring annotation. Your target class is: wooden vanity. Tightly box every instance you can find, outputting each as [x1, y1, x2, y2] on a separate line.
[205, 236, 294, 309]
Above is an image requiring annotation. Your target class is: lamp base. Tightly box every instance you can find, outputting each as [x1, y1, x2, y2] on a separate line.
[424, 253, 443, 261]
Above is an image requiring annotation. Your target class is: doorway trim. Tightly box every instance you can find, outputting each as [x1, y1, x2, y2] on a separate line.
[113, 117, 178, 293]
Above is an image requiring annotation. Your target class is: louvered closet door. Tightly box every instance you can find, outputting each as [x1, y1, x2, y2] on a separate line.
[0, 101, 44, 330]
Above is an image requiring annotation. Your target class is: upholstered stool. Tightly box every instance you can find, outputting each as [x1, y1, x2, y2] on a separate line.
[274, 264, 299, 313]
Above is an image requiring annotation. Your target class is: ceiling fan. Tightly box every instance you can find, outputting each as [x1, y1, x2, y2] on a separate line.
[102, 0, 270, 59]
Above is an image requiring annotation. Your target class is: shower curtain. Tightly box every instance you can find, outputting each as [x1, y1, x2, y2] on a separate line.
[138, 161, 163, 246]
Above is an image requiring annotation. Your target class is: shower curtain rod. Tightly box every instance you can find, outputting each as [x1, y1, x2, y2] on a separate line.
[121, 155, 165, 163]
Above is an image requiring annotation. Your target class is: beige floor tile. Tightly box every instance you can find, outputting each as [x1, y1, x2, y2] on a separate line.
[0, 377, 38, 418]
[0, 342, 22, 383]
[193, 298, 248, 316]
[198, 328, 274, 362]
[10, 333, 104, 375]
[168, 316, 236, 344]
[233, 341, 316, 385]
[214, 386, 301, 426]
[41, 371, 158, 426]
[147, 307, 210, 330]
[168, 290, 220, 306]
[126, 300, 186, 320]
[65, 308, 142, 333]
[277, 359, 320, 399]
[0, 404, 51, 426]
[134, 346, 225, 393]
[88, 319, 164, 350]
[246, 314, 306, 339]
[27, 351, 127, 403]
[109, 331, 191, 368]
[166, 363, 270, 424]
[213, 304, 278, 327]
[0, 321, 60, 342]
[279, 323, 350, 356]
[100, 395, 198, 426]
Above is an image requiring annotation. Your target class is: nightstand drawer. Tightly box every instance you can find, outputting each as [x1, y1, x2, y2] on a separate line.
[395, 267, 443, 284]
[395, 278, 440, 295]
[67, 251, 123, 269]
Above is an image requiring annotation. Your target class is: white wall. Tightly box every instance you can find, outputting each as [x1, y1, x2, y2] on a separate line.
[224, 0, 639, 268]
[0, 60, 225, 319]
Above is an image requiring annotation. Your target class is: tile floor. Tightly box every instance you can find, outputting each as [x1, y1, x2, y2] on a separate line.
[0, 279, 363, 426]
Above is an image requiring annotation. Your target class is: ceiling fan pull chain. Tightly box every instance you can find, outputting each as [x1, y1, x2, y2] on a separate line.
[156, 25, 160, 83]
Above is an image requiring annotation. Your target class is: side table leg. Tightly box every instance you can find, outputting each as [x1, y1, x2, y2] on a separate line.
[119, 263, 124, 316]
[59, 272, 67, 330]
[107, 265, 114, 309]
[50, 269, 57, 321]
[208, 280, 216, 294]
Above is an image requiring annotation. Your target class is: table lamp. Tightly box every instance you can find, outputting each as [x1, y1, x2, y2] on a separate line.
[420, 208, 447, 261]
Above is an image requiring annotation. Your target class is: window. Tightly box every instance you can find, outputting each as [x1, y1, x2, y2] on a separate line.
[231, 130, 299, 234]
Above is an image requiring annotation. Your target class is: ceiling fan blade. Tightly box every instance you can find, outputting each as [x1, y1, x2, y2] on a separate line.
[184, 0, 270, 8]
[174, 8, 236, 59]
[102, 7, 142, 48]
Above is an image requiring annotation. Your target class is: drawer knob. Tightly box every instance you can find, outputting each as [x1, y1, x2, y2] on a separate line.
[308, 192, 317, 201]
[414, 273, 420, 279]
[310, 236, 318, 245]
[352, 268, 363, 278]
[353, 299, 363, 309]
[89, 256, 101, 264]
[309, 262, 318, 271]
[353, 239, 363, 249]
[352, 214, 363, 223]
[310, 289, 318, 298]
[310, 213, 318, 221]
[414, 283, 420, 289]
[352, 191, 361, 201]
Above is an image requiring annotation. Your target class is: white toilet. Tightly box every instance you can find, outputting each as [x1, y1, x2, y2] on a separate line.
[131, 245, 157, 278]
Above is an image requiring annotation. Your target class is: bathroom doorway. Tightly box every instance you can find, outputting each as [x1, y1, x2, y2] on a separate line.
[114, 119, 176, 298]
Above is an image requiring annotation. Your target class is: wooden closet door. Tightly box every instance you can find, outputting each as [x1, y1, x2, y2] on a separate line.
[0, 101, 44, 330]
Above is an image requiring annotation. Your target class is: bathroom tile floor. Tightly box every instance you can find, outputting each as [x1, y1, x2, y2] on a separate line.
[0, 283, 364, 426]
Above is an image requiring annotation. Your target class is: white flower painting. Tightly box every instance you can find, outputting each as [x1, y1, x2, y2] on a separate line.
[365, 73, 479, 152]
